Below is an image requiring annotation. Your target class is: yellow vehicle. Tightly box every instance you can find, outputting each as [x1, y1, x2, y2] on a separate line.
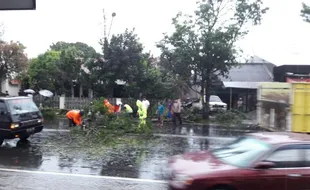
[257, 82, 310, 133]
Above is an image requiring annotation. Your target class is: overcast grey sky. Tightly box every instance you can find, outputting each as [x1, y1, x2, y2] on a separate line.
[0, 0, 310, 66]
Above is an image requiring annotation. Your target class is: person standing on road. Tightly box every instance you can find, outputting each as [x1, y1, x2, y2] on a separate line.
[142, 97, 150, 110]
[172, 98, 182, 126]
[156, 101, 165, 128]
[167, 99, 173, 121]
[66, 110, 84, 127]
[237, 97, 243, 112]
[136, 100, 147, 128]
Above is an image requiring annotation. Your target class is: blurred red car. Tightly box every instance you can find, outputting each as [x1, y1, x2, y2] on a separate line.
[168, 132, 310, 190]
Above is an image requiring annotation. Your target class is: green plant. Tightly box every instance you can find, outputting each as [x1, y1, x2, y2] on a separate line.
[93, 97, 108, 114]
[215, 109, 246, 125]
[182, 107, 203, 122]
[41, 108, 56, 120]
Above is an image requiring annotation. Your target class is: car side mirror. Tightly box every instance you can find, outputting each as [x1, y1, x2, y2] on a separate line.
[254, 161, 275, 169]
[0, 111, 6, 116]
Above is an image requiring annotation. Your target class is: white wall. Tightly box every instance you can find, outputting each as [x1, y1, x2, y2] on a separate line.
[1, 79, 20, 96]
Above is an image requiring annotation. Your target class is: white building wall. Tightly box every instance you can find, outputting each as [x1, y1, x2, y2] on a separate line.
[1, 79, 20, 96]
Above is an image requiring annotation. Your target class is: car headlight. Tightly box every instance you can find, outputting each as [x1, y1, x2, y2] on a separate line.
[173, 173, 193, 188]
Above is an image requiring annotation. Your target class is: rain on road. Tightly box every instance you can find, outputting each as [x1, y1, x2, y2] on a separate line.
[0, 120, 262, 189]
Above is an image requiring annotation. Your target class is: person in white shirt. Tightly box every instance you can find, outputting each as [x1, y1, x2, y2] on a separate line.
[142, 97, 150, 110]
[172, 98, 182, 125]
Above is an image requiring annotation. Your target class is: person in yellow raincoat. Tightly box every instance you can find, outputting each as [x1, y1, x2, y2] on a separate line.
[136, 100, 147, 127]
[104, 99, 114, 113]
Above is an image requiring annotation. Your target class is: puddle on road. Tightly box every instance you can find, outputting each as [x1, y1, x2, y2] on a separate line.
[0, 121, 263, 180]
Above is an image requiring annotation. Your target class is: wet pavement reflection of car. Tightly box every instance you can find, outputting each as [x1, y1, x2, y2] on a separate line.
[168, 132, 310, 190]
[0, 140, 43, 168]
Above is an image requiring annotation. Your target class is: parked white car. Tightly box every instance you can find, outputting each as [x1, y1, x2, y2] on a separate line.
[192, 95, 227, 112]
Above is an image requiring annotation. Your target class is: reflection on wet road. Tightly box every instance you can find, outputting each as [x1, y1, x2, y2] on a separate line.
[0, 121, 264, 189]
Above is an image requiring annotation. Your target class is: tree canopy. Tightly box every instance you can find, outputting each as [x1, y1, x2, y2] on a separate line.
[28, 50, 60, 91]
[27, 42, 98, 96]
[86, 29, 176, 99]
[0, 41, 28, 81]
[301, 2, 310, 23]
[158, 0, 268, 118]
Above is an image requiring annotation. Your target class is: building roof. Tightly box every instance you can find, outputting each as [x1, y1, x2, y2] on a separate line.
[220, 56, 275, 89]
[221, 63, 275, 82]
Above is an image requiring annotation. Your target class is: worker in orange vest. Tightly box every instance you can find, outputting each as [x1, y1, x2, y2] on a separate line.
[66, 110, 84, 127]
[104, 99, 114, 113]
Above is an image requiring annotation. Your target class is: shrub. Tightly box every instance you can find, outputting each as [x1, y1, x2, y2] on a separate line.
[215, 109, 246, 124]
[91, 97, 108, 115]
[41, 108, 56, 120]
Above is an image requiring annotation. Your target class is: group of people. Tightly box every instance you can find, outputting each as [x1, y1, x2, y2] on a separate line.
[65, 98, 148, 127]
[103, 99, 134, 114]
[65, 97, 182, 128]
[156, 98, 182, 128]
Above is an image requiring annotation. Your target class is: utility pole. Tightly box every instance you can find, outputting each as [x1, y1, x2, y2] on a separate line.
[108, 12, 116, 39]
[102, 9, 116, 40]
[103, 9, 107, 40]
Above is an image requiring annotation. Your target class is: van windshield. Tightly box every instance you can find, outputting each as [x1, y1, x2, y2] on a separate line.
[7, 98, 39, 115]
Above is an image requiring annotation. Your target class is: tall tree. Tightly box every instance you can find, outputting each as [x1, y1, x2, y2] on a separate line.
[158, 0, 268, 118]
[51, 41, 99, 94]
[28, 51, 60, 92]
[57, 46, 84, 96]
[0, 41, 28, 90]
[88, 29, 174, 98]
[88, 29, 145, 97]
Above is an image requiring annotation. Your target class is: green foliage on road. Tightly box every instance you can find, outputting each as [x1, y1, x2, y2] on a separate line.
[158, 0, 268, 119]
[215, 109, 246, 124]
[72, 98, 153, 144]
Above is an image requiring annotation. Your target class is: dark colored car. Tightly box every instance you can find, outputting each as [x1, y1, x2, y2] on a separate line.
[0, 96, 44, 146]
[168, 132, 310, 190]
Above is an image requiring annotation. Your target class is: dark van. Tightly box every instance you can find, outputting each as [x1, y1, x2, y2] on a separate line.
[0, 96, 44, 146]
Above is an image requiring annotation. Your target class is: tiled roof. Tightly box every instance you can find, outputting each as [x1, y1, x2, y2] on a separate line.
[220, 56, 275, 82]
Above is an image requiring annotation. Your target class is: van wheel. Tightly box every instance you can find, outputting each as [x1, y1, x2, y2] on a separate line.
[20, 135, 30, 141]
[0, 138, 3, 146]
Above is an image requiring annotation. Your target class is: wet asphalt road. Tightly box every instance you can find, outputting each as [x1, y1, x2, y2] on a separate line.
[0, 119, 262, 190]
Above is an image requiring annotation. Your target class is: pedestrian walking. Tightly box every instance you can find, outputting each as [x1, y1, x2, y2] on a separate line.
[167, 99, 173, 121]
[172, 98, 182, 126]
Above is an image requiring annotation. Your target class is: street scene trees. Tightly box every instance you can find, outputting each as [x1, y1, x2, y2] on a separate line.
[2, 1, 310, 190]
[158, 0, 268, 118]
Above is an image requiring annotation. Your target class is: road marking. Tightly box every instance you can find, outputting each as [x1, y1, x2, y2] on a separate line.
[0, 168, 168, 184]
[43, 129, 70, 132]
[153, 133, 235, 140]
